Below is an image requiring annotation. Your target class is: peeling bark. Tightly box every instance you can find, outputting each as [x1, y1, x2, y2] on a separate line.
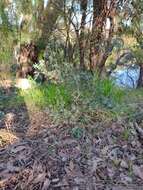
[79, 0, 88, 69]
[90, 0, 116, 74]
[138, 64, 143, 87]
[16, 42, 38, 78]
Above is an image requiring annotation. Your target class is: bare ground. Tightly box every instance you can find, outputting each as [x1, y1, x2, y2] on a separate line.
[0, 86, 143, 190]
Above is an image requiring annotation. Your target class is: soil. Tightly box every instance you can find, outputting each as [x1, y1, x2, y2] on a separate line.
[0, 86, 143, 190]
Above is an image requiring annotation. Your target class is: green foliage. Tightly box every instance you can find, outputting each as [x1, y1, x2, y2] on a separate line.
[0, 111, 5, 120]
[0, 29, 13, 66]
[34, 38, 68, 83]
[112, 37, 124, 52]
[21, 83, 72, 109]
[132, 48, 143, 64]
[57, 69, 125, 123]
[80, 73, 125, 109]
[71, 127, 84, 139]
[0, 47, 12, 64]
[11, 69, 125, 124]
[1, 70, 143, 126]
[0, 0, 143, 134]
[46, 38, 66, 68]
[122, 128, 131, 141]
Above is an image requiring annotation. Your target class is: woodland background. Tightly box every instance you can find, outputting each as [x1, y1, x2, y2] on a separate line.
[0, 0, 143, 189]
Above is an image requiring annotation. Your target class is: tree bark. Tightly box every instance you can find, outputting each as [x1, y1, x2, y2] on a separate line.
[16, 42, 38, 78]
[138, 64, 143, 87]
[89, 0, 116, 74]
[79, 0, 88, 69]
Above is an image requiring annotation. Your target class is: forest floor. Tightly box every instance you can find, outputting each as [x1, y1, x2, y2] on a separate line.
[0, 82, 143, 190]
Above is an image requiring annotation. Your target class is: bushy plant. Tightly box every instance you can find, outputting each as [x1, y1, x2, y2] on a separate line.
[92, 75, 125, 107]
[33, 60, 62, 84]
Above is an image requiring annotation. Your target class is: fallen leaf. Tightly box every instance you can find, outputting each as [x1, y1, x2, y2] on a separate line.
[120, 173, 132, 184]
[69, 161, 74, 171]
[7, 162, 20, 172]
[52, 178, 60, 183]
[33, 173, 46, 184]
[120, 160, 128, 169]
[11, 145, 26, 154]
[42, 178, 50, 190]
[133, 165, 143, 180]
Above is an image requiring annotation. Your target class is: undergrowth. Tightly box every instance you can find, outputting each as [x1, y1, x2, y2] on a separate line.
[19, 72, 142, 124]
[0, 88, 24, 109]
[1, 70, 142, 125]
[21, 83, 71, 109]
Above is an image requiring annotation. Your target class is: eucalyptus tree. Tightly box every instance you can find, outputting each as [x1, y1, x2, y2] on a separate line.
[121, 0, 143, 86]
[132, 0, 143, 87]
[89, 0, 121, 74]
[0, 0, 16, 65]
[37, 0, 65, 49]
[61, 0, 91, 68]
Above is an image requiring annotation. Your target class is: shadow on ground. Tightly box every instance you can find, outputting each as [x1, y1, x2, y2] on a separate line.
[0, 86, 30, 138]
[0, 84, 143, 190]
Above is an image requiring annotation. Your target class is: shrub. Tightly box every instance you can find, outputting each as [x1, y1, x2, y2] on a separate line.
[84, 74, 125, 108]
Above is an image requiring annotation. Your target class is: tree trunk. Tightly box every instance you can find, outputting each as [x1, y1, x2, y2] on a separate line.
[89, 0, 116, 74]
[89, 0, 104, 71]
[138, 64, 143, 87]
[16, 42, 38, 78]
[79, 0, 88, 69]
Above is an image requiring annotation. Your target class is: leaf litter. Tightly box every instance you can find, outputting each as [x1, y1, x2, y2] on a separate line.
[0, 90, 143, 189]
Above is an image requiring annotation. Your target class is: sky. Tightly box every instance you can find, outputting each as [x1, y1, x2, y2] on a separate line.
[44, 0, 49, 8]
[32, 0, 48, 7]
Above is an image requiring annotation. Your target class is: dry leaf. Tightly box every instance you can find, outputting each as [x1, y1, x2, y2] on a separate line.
[69, 161, 74, 171]
[42, 178, 50, 190]
[120, 160, 128, 169]
[11, 145, 26, 154]
[52, 178, 60, 183]
[133, 165, 143, 180]
[33, 173, 46, 184]
[7, 162, 20, 172]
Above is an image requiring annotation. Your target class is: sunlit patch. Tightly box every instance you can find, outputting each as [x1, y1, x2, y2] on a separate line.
[0, 129, 19, 147]
[0, 79, 12, 89]
[15, 78, 32, 90]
